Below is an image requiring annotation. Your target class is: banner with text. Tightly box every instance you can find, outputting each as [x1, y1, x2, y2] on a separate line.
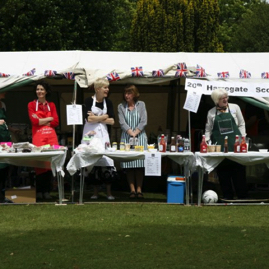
[185, 79, 269, 97]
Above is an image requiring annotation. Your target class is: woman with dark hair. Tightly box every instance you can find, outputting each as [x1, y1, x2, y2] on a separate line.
[28, 81, 59, 200]
[118, 85, 148, 199]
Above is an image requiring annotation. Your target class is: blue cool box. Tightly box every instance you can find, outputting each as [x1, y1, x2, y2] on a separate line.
[167, 175, 185, 204]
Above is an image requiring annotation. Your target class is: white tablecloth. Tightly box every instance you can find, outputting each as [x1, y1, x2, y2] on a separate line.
[66, 150, 195, 176]
[66, 150, 195, 205]
[195, 151, 269, 174]
[195, 151, 269, 206]
[0, 150, 67, 176]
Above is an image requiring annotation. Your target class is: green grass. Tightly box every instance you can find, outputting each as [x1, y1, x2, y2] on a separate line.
[1, 204, 269, 269]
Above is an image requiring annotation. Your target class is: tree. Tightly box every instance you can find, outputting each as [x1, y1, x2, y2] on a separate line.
[218, 0, 262, 52]
[0, 0, 136, 51]
[231, 2, 269, 51]
[130, 0, 223, 52]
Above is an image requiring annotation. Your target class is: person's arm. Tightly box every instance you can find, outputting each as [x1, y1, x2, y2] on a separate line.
[48, 102, 59, 128]
[205, 108, 214, 142]
[100, 98, 114, 125]
[87, 112, 109, 123]
[28, 101, 40, 127]
[118, 103, 132, 132]
[235, 105, 246, 136]
[136, 101, 147, 135]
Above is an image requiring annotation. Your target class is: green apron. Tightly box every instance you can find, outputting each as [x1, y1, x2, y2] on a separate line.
[0, 107, 11, 169]
[211, 107, 241, 152]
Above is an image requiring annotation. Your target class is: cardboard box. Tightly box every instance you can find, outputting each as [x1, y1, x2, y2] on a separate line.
[5, 187, 36, 203]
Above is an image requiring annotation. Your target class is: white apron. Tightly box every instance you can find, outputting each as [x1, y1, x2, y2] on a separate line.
[82, 96, 113, 167]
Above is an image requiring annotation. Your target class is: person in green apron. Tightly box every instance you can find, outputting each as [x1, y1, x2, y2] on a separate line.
[118, 85, 148, 199]
[205, 88, 247, 200]
[0, 92, 12, 203]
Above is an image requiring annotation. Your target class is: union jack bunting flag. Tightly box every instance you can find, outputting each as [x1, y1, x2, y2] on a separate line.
[152, 69, 164, 77]
[0, 72, 10, 77]
[63, 72, 75, 80]
[239, 69, 251, 78]
[217, 71, 230, 78]
[131, 66, 143, 77]
[106, 72, 120, 81]
[44, 70, 57, 77]
[175, 62, 188, 77]
[195, 65, 206, 77]
[261, 72, 269, 79]
[23, 68, 36, 76]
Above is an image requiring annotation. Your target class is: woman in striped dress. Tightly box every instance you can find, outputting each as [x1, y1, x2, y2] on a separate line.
[118, 85, 148, 199]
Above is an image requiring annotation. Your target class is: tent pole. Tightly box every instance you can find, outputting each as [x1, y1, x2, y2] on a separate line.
[71, 81, 78, 203]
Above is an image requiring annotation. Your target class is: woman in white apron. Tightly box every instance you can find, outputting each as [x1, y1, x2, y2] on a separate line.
[118, 85, 148, 199]
[82, 78, 116, 200]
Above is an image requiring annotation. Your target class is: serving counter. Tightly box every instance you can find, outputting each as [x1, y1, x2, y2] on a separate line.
[0, 150, 67, 204]
[195, 151, 269, 206]
[66, 150, 195, 205]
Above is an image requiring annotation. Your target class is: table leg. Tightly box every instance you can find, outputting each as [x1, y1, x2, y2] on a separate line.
[197, 167, 204, 206]
[56, 172, 62, 205]
[184, 163, 190, 206]
[79, 168, 85, 205]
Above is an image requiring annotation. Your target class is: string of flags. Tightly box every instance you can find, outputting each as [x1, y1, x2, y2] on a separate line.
[1, 65, 269, 80]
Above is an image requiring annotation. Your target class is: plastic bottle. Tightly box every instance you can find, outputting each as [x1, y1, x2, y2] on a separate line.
[234, 135, 240, 153]
[159, 134, 166, 152]
[240, 136, 247, 153]
[178, 136, 184, 152]
[170, 136, 176, 152]
[224, 136, 228, 153]
[200, 135, 207, 153]
[184, 138, 190, 152]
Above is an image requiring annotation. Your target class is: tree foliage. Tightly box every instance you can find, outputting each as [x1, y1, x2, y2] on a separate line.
[130, 0, 223, 52]
[218, 0, 262, 51]
[0, 0, 136, 51]
[231, 2, 269, 52]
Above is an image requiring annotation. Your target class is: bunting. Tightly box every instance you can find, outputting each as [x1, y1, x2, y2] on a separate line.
[175, 63, 188, 77]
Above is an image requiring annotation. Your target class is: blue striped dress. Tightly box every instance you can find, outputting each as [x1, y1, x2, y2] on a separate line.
[118, 101, 148, 168]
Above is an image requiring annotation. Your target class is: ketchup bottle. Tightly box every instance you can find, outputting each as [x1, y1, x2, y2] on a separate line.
[159, 134, 166, 152]
[200, 135, 207, 153]
[234, 135, 240, 153]
[240, 136, 247, 153]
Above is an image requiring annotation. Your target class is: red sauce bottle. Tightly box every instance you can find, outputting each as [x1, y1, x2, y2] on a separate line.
[159, 134, 166, 152]
[234, 135, 240, 153]
[240, 136, 247, 153]
[200, 135, 207, 153]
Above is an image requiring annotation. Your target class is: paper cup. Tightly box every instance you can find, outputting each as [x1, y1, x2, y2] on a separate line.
[215, 145, 221, 152]
[125, 144, 130, 151]
[207, 145, 216, 152]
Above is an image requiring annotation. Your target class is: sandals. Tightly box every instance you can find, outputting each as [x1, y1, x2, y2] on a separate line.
[137, 192, 144, 199]
[129, 192, 136, 199]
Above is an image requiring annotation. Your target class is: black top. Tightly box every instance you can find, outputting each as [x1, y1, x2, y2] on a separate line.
[84, 97, 115, 119]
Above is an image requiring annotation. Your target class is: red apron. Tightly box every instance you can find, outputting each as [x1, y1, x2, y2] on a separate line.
[32, 102, 58, 175]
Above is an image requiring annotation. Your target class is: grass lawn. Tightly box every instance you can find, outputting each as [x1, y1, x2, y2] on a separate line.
[1, 202, 269, 269]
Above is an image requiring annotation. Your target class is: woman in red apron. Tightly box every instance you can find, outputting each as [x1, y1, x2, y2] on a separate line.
[205, 88, 247, 200]
[28, 82, 59, 200]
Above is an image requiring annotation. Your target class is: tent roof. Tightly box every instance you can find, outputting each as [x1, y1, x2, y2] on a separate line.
[1, 51, 269, 90]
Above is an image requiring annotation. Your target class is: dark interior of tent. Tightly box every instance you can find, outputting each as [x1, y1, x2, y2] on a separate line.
[3, 77, 269, 198]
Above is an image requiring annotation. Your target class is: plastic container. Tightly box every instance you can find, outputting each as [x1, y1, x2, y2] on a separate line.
[167, 175, 185, 204]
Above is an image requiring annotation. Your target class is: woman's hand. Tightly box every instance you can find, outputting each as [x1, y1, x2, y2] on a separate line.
[0, 119, 5, 125]
[127, 129, 136, 137]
